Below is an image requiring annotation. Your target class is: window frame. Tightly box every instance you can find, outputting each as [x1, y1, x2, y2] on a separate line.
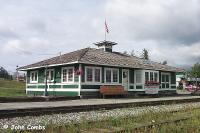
[144, 70, 159, 83]
[61, 67, 74, 83]
[30, 70, 38, 83]
[85, 66, 102, 83]
[161, 72, 171, 89]
[46, 69, 54, 82]
[135, 70, 143, 84]
[104, 68, 119, 84]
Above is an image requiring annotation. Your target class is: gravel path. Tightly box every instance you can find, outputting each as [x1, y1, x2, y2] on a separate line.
[1, 102, 200, 129]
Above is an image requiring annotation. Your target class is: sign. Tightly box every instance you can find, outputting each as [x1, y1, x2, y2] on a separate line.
[145, 86, 159, 94]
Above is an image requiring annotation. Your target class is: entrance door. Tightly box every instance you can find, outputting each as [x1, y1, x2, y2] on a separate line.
[122, 69, 129, 91]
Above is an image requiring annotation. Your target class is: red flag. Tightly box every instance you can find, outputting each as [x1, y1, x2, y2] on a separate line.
[105, 20, 109, 33]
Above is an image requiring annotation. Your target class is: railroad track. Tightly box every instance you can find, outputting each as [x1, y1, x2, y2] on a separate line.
[1, 97, 200, 119]
[82, 115, 192, 133]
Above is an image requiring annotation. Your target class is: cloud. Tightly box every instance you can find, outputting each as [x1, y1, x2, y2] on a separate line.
[0, 0, 199, 72]
[105, 0, 200, 44]
[1, 38, 50, 55]
[151, 42, 200, 66]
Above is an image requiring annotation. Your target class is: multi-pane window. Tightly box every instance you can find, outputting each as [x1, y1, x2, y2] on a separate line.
[86, 68, 93, 82]
[62, 69, 67, 82]
[154, 73, 158, 82]
[145, 72, 149, 83]
[136, 72, 142, 83]
[68, 68, 73, 82]
[150, 72, 154, 81]
[62, 67, 74, 82]
[46, 69, 54, 82]
[113, 69, 118, 83]
[30, 71, 38, 83]
[145, 71, 159, 82]
[85, 67, 101, 83]
[94, 68, 101, 82]
[161, 73, 170, 89]
[105, 69, 112, 83]
[105, 68, 119, 83]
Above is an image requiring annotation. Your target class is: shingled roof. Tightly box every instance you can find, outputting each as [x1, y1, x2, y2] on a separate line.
[18, 47, 184, 72]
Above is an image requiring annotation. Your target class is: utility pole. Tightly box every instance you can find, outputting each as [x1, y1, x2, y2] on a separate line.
[44, 64, 48, 96]
[16, 65, 19, 82]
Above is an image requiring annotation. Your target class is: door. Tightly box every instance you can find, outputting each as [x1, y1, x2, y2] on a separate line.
[122, 69, 129, 91]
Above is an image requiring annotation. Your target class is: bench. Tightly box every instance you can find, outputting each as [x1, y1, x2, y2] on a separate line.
[100, 85, 128, 98]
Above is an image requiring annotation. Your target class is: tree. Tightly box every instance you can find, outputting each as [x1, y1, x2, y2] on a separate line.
[189, 63, 200, 86]
[123, 51, 128, 54]
[141, 49, 149, 60]
[130, 50, 135, 56]
[0, 67, 10, 79]
[162, 60, 167, 65]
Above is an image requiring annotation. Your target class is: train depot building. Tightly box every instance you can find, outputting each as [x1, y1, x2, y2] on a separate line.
[18, 41, 183, 97]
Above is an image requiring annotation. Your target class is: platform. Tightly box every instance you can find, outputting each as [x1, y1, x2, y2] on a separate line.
[1, 96, 200, 111]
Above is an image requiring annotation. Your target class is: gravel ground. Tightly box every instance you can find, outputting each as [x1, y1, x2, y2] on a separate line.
[1, 102, 200, 129]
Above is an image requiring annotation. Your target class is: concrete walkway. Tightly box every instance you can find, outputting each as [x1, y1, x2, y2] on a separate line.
[1, 96, 200, 110]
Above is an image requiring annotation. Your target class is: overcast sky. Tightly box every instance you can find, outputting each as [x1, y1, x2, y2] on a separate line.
[0, 0, 199, 73]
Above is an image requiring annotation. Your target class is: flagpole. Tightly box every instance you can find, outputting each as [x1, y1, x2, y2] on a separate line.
[105, 19, 106, 41]
[105, 28, 106, 41]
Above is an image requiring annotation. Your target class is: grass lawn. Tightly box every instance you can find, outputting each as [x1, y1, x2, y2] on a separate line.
[0, 80, 26, 97]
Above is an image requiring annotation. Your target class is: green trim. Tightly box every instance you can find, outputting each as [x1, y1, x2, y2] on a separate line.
[27, 91, 79, 96]
[27, 85, 37, 88]
[38, 85, 45, 88]
[63, 85, 78, 88]
[49, 85, 62, 88]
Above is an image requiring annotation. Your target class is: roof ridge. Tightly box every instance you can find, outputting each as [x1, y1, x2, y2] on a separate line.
[77, 47, 90, 62]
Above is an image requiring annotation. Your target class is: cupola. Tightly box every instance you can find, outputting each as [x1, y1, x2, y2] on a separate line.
[94, 40, 117, 52]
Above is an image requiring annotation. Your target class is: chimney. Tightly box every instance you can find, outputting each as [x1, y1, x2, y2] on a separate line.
[94, 40, 117, 52]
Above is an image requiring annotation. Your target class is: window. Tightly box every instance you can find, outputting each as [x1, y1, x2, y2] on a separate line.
[150, 72, 154, 81]
[86, 68, 93, 82]
[63, 69, 67, 82]
[154, 73, 158, 82]
[94, 68, 101, 82]
[46, 69, 54, 82]
[105, 69, 112, 83]
[30, 71, 38, 83]
[136, 72, 142, 83]
[144, 71, 159, 83]
[145, 72, 149, 82]
[113, 69, 118, 83]
[68, 68, 73, 82]
[62, 67, 74, 82]
[85, 67, 101, 83]
[161, 73, 170, 89]
[105, 68, 119, 83]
